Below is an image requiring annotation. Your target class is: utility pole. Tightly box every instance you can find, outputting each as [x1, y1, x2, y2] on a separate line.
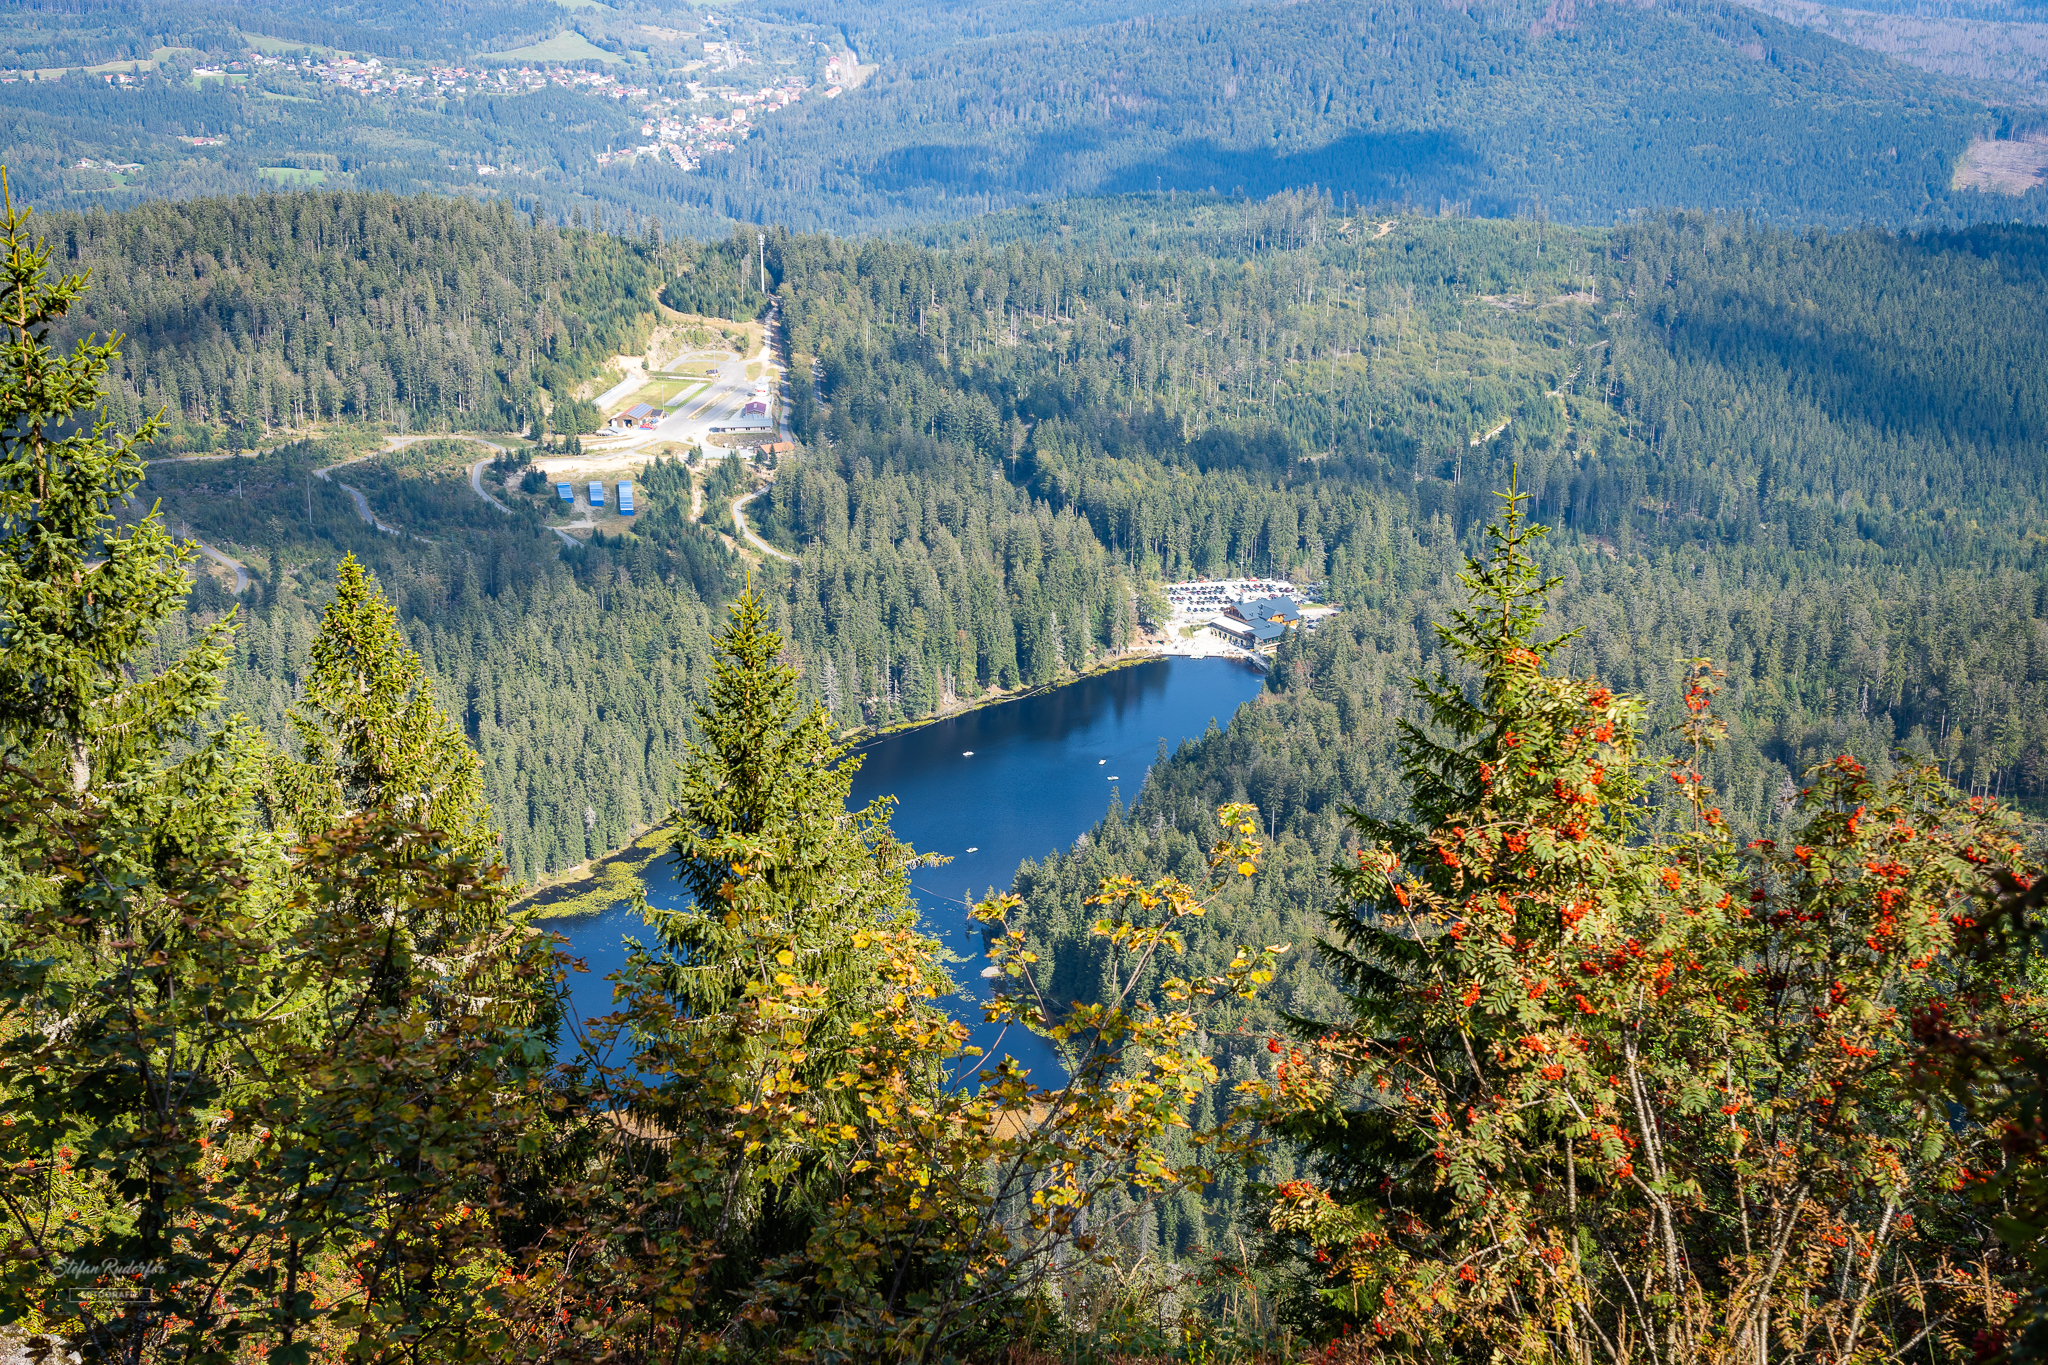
[757, 231, 766, 294]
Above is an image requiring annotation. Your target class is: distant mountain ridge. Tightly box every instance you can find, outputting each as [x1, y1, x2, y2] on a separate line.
[683, 0, 2037, 232]
[1730, 0, 2048, 99]
[4, 0, 2039, 243]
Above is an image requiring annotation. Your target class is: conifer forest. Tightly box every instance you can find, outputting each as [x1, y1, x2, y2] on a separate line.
[7, 0, 2048, 1355]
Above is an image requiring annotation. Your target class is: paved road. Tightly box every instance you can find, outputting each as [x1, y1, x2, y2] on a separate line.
[467, 455, 516, 514]
[732, 490, 796, 563]
[471, 456, 577, 548]
[593, 368, 646, 410]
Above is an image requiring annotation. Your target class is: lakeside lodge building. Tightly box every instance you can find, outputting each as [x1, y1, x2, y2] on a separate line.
[1205, 596, 1300, 652]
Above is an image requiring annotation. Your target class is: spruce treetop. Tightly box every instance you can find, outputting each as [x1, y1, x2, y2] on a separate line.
[280, 553, 496, 866]
[651, 582, 929, 1024]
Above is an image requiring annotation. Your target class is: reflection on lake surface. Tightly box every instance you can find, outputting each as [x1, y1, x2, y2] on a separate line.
[544, 656, 1268, 1081]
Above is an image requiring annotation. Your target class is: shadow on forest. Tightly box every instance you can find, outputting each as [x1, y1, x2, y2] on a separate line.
[859, 128, 1113, 197]
[1099, 127, 1494, 208]
[856, 125, 1495, 210]
[1667, 303, 2037, 453]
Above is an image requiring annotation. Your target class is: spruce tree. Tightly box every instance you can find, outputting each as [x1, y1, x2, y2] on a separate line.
[278, 553, 497, 866]
[642, 581, 935, 1026]
[600, 583, 950, 1319]
[0, 170, 218, 791]
[274, 554, 507, 968]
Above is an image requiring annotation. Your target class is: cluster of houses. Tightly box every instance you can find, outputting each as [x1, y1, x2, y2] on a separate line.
[606, 73, 814, 171]
[91, 37, 834, 181]
[260, 53, 656, 105]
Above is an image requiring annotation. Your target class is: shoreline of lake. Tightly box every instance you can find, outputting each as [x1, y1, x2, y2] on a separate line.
[519, 644, 1231, 920]
[540, 653, 1271, 1077]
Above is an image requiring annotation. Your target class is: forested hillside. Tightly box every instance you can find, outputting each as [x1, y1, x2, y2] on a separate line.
[47, 193, 669, 449]
[753, 0, 1265, 61]
[144, 441, 713, 881]
[19, 161, 2048, 1365]
[696, 0, 2030, 231]
[773, 194, 2048, 569]
[130, 191, 2048, 894]
[0, 0, 577, 68]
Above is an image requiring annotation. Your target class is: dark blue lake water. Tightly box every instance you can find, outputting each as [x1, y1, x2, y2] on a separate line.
[543, 655, 1268, 1081]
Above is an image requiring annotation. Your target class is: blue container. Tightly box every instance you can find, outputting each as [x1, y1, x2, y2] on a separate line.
[556, 482, 573, 502]
[588, 480, 605, 508]
[617, 480, 635, 515]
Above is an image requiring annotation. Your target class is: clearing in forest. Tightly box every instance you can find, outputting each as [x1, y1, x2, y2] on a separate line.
[1953, 134, 2048, 194]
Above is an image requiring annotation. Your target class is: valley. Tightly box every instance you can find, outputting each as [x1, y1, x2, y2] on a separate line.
[5, 0, 2048, 1355]
[115, 191, 2048, 896]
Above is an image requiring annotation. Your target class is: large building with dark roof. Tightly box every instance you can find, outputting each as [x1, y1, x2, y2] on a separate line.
[1208, 615, 1289, 651]
[1227, 597, 1300, 627]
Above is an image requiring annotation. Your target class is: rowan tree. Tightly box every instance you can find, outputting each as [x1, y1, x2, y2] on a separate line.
[514, 591, 1283, 1364]
[1258, 483, 2038, 1364]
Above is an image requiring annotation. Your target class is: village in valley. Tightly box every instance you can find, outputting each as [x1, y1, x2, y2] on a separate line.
[22, 10, 864, 183]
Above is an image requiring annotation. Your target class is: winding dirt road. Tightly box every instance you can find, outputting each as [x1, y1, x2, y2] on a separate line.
[191, 540, 250, 594]
[465, 450, 579, 548]
[313, 451, 407, 537]
[157, 434, 574, 572]
[140, 454, 253, 593]
[315, 435, 537, 544]
[731, 490, 796, 564]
